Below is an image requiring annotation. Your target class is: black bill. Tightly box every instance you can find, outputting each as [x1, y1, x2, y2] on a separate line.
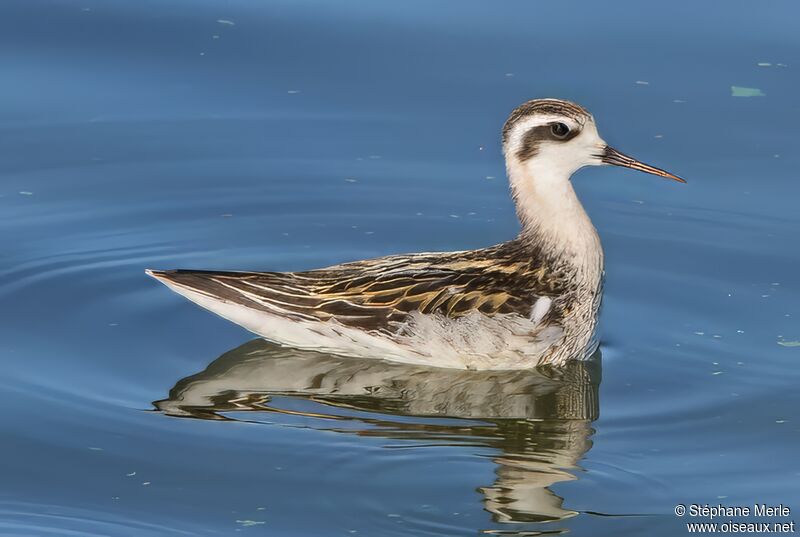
[601, 146, 686, 183]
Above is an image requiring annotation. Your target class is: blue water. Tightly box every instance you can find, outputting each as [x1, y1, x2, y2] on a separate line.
[2, 1, 799, 535]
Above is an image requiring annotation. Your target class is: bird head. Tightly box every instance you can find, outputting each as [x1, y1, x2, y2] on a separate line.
[502, 98, 684, 183]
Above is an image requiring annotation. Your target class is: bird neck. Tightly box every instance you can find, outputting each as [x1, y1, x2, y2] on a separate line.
[506, 157, 603, 280]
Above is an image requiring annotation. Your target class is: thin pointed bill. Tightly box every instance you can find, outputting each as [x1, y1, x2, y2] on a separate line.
[601, 146, 686, 183]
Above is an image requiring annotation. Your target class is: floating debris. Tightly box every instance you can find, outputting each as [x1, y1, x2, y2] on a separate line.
[217, 19, 235, 26]
[19, 191, 33, 196]
[126, 471, 136, 477]
[142, 481, 151, 486]
[635, 80, 649, 85]
[731, 86, 765, 97]
[757, 62, 772, 67]
[236, 520, 265, 527]
[485, 175, 496, 180]
[672, 99, 686, 104]
[777, 340, 800, 347]
[287, 90, 300, 94]
[88, 447, 103, 451]
[504, 73, 514, 77]
[344, 178, 357, 183]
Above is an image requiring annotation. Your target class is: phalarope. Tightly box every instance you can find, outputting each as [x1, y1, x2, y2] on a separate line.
[147, 98, 683, 370]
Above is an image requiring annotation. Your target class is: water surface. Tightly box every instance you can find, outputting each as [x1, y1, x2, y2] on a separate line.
[2, 1, 799, 535]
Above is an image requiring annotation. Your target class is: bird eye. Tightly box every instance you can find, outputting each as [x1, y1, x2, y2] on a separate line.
[551, 122, 571, 139]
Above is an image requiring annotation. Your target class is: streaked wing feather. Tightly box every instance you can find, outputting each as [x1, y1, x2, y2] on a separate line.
[154, 240, 559, 333]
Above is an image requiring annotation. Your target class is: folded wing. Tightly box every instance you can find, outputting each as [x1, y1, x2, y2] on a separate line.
[147, 242, 558, 335]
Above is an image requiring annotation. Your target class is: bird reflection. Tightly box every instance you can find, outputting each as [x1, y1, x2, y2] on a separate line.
[154, 339, 601, 525]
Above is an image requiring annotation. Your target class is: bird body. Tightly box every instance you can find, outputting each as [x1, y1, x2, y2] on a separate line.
[148, 99, 682, 370]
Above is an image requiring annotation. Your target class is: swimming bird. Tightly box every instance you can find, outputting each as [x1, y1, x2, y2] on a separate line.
[147, 98, 683, 370]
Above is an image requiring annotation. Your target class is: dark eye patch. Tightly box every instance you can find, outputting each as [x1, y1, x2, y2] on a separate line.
[516, 122, 580, 161]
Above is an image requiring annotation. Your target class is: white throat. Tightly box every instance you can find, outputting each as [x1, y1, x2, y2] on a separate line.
[506, 153, 603, 279]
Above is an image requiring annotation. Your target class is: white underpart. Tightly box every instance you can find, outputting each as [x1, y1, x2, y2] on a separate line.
[529, 296, 552, 325]
[153, 277, 562, 370]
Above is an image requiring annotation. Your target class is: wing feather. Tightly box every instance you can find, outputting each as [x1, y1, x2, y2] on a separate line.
[151, 240, 562, 333]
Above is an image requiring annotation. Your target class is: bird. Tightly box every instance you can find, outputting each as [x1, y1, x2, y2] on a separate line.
[147, 98, 683, 370]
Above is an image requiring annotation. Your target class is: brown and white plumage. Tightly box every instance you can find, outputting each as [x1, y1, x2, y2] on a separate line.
[148, 98, 683, 369]
[147, 239, 580, 369]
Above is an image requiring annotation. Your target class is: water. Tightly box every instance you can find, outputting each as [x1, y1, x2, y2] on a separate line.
[2, 0, 799, 535]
